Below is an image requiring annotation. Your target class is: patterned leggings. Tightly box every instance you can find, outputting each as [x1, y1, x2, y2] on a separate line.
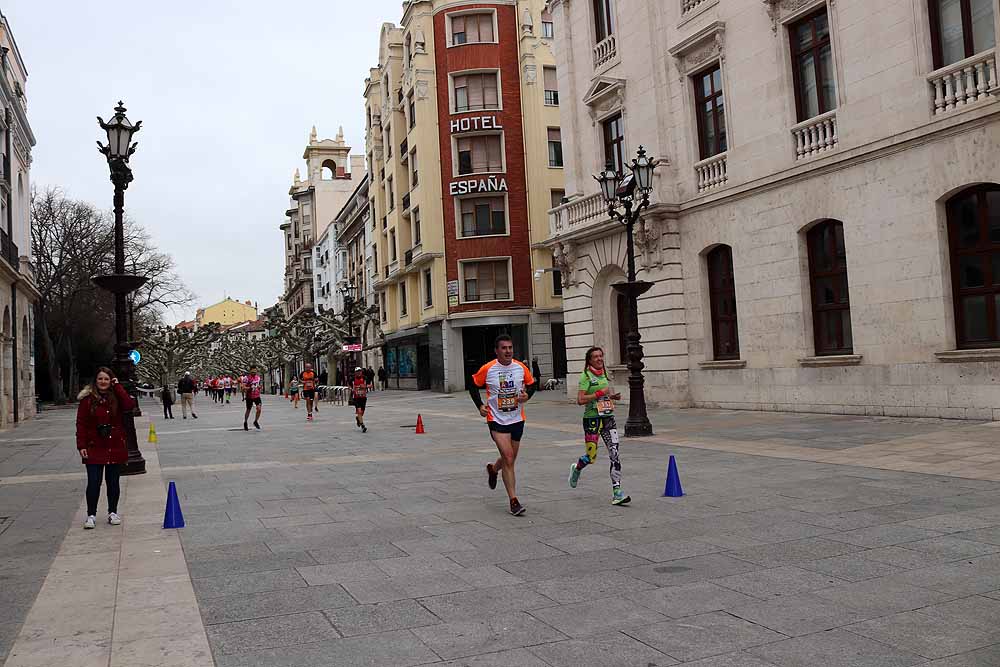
[576, 416, 621, 487]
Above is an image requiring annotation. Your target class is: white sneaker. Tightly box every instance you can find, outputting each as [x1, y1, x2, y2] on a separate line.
[84, 515, 96, 529]
[108, 512, 122, 525]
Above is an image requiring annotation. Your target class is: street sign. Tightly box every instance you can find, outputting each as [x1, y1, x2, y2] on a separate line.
[128, 349, 141, 365]
[341, 343, 363, 352]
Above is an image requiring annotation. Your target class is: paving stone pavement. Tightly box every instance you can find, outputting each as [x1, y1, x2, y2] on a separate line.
[3, 390, 1000, 665]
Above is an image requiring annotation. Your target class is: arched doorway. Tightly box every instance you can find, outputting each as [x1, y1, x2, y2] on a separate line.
[2, 307, 10, 424]
[591, 264, 628, 367]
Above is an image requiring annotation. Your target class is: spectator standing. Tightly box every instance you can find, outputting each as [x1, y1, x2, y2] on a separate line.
[177, 372, 197, 419]
[160, 384, 175, 419]
[378, 366, 387, 390]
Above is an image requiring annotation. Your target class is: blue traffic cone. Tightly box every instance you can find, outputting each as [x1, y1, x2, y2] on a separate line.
[663, 455, 684, 497]
[163, 481, 185, 529]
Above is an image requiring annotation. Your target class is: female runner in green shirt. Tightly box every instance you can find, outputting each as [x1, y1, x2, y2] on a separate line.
[568, 346, 630, 505]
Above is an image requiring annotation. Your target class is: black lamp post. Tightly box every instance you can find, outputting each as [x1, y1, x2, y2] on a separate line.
[93, 102, 148, 475]
[594, 145, 657, 437]
[340, 283, 359, 377]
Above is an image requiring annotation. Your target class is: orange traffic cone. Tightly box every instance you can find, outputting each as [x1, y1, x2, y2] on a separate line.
[415, 414, 425, 434]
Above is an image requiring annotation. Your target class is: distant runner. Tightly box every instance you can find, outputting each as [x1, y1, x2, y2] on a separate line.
[568, 346, 630, 505]
[289, 377, 300, 408]
[469, 334, 536, 516]
[242, 365, 263, 430]
[351, 367, 368, 433]
[300, 363, 317, 421]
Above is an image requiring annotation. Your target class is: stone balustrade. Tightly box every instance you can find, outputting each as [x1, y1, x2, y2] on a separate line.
[694, 152, 728, 192]
[549, 192, 608, 237]
[791, 109, 838, 161]
[593, 34, 617, 69]
[681, 0, 710, 15]
[928, 48, 997, 116]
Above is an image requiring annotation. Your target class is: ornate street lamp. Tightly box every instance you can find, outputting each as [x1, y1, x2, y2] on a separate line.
[339, 283, 359, 378]
[593, 145, 658, 437]
[93, 102, 148, 475]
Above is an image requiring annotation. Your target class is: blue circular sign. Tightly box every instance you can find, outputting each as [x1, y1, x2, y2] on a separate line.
[128, 349, 141, 365]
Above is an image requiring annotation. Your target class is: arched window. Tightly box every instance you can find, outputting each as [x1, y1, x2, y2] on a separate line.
[807, 220, 853, 355]
[707, 245, 739, 359]
[321, 160, 337, 180]
[947, 184, 1000, 348]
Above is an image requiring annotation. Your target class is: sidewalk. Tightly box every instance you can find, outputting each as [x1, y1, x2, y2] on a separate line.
[2, 392, 999, 665]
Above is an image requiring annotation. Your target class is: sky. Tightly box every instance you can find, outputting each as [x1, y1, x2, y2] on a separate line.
[6, 0, 401, 324]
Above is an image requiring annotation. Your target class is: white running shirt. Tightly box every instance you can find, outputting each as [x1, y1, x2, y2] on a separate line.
[471, 359, 535, 425]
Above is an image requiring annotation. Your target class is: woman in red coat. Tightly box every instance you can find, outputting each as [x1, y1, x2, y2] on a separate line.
[76, 366, 135, 529]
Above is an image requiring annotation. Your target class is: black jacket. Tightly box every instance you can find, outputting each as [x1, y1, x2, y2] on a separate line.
[177, 377, 195, 393]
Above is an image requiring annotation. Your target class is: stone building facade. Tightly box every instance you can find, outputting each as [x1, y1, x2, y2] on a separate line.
[364, 0, 567, 392]
[0, 14, 38, 428]
[546, 0, 1000, 419]
[280, 126, 364, 319]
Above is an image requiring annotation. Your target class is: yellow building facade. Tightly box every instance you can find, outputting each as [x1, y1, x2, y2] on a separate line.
[365, 0, 566, 391]
[196, 298, 259, 328]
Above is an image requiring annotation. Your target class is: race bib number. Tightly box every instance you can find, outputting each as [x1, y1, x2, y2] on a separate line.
[497, 371, 519, 412]
[498, 391, 519, 411]
[354, 384, 367, 398]
[597, 397, 615, 415]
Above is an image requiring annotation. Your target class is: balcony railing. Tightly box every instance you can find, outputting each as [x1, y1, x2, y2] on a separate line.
[549, 192, 607, 238]
[402, 193, 410, 211]
[389, 260, 399, 276]
[791, 109, 838, 161]
[404, 249, 413, 267]
[681, 0, 710, 15]
[400, 139, 408, 157]
[694, 152, 728, 193]
[383, 265, 389, 279]
[593, 34, 617, 69]
[929, 48, 997, 116]
[0, 230, 17, 269]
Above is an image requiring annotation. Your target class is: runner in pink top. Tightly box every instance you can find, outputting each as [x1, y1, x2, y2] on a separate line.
[242, 365, 263, 431]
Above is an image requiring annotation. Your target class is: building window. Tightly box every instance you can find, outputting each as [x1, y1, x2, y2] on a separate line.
[543, 67, 559, 105]
[424, 269, 433, 307]
[542, 9, 554, 38]
[550, 189, 565, 210]
[947, 185, 1000, 348]
[457, 134, 503, 175]
[453, 72, 500, 112]
[790, 9, 837, 121]
[413, 208, 422, 245]
[400, 282, 408, 316]
[694, 64, 727, 160]
[602, 113, 625, 173]
[410, 150, 419, 187]
[390, 229, 397, 261]
[807, 220, 853, 355]
[462, 259, 511, 302]
[459, 197, 507, 237]
[387, 176, 394, 211]
[553, 270, 563, 296]
[408, 94, 416, 129]
[451, 12, 495, 45]
[706, 245, 739, 360]
[593, 0, 614, 43]
[929, 0, 996, 68]
[385, 125, 392, 157]
[548, 128, 563, 167]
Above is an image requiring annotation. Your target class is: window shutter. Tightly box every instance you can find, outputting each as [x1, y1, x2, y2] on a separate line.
[467, 15, 480, 42]
[543, 67, 558, 91]
[548, 128, 561, 143]
[452, 15, 465, 36]
[480, 14, 494, 41]
[487, 136, 502, 171]
[484, 74, 499, 107]
[468, 75, 485, 109]
[472, 137, 489, 172]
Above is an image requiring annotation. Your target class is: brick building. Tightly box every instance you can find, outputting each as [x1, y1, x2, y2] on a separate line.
[365, 0, 567, 391]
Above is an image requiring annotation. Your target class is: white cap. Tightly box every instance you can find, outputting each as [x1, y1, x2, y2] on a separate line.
[185, 371, 191, 375]
[355, 367, 362, 371]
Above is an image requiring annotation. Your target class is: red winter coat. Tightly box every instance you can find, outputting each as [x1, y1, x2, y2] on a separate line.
[76, 383, 135, 465]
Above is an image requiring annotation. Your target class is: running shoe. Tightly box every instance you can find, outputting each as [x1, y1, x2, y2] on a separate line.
[84, 515, 96, 529]
[568, 463, 581, 489]
[243, 422, 249, 431]
[509, 498, 526, 516]
[307, 414, 313, 421]
[486, 463, 498, 490]
[253, 420, 261, 430]
[611, 487, 631, 506]
[108, 512, 122, 525]
[361, 424, 367, 433]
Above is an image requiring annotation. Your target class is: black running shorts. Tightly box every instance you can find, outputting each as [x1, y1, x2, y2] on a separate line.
[488, 420, 525, 442]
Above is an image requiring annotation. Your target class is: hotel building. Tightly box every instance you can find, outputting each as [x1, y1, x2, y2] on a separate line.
[365, 0, 567, 391]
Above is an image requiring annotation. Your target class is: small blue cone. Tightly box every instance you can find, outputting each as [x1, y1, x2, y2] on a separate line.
[163, 481, 185, 529]
[663, 455, 684, 497]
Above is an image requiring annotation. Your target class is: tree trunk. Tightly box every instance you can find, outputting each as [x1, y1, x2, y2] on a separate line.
[36, 305, 65, 403]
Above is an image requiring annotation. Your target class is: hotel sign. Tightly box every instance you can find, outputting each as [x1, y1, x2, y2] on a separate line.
[450, 116, 502, 133]
[449, 176, 508, 196]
